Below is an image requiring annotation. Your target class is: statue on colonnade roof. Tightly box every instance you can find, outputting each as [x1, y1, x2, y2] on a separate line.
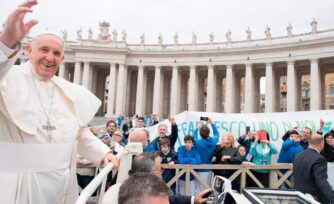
[209, 32, 214, 44]
[265, 25, 271, 40]
[158, 33, 163, 46]
[61, 30, 68, 41]
[98, 21, 111, 40]
[192, 32, 197, 45]
[112, 29, 118, 41]
[226, 29, 232, 43]
[140, 33, 145, 45]
[311, 17, 317, 34]
[88, 28, 93, 40]
[174, 32, 179, 45]
[287, 23, 293, 37]
[246, 27, 252, 41]
[77, 27, 82, 40]
[122, 29, 127, 41]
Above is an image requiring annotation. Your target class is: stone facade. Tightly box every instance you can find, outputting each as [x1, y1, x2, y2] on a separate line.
[16, 24, 334, 118]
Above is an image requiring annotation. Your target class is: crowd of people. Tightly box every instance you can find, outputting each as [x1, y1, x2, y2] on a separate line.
[1, 1, 334, 203]
[83, 114, 334, 203]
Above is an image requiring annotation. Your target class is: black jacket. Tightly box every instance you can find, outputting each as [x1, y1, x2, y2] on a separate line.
[293, 148, 334, 204]
[169, 195, 191, 204]
[152, 124, 178, 151]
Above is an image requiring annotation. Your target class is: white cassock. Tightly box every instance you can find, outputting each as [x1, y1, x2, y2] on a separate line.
[0, 49, 110, 203]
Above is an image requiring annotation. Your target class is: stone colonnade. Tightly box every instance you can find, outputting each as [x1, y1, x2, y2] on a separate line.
[54, 58, 324, 118]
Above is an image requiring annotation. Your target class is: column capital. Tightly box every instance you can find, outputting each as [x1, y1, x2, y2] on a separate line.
[226, 64, 233, 69]
[208, 65, 214, 69]
[245, 63, 252, 68]
[309, 58, 319, 64]
[287, 60, 294, 65]
[265, 62, 273, 66]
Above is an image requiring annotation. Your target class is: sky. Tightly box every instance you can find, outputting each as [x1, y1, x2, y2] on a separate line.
[1, 0, 334, 44]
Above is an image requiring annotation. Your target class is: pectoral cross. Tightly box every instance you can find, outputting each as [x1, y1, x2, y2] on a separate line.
[42, 120, 56, 140]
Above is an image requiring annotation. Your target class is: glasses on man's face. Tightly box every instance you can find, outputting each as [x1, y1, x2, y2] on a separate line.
[113, 134, 122, 137]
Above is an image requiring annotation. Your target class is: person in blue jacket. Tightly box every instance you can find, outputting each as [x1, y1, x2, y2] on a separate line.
[178, 135, 202, 195]
[278, 130, 303, 164]
[277, 130, 303, 189]
[192, 117, 219, 193]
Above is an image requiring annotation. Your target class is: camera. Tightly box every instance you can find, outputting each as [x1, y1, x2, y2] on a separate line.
[200, 116, 209, 121]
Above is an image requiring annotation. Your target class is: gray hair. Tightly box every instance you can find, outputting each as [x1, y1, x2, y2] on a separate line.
[129, 152, 159, 175]
[118, 172, 171, 204]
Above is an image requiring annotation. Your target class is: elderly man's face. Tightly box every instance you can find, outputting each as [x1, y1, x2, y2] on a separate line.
[112, 131, 123, 143]
[27, 34, 64, 80]
[158, 125, 167, 137]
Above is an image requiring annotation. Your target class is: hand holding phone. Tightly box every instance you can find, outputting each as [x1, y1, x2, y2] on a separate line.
[201, 189, 212, 198]
[200, 116, 209, 121]
[246, 126, 250, 134]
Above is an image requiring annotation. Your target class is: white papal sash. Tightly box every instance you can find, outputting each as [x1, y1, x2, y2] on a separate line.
[0, 142, 73, 172]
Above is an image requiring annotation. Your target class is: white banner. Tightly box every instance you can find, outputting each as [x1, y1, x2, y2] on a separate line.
[145, 110, 334, 150]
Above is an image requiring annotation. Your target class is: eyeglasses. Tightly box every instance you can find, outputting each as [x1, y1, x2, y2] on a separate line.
[113, 134, 122, 137]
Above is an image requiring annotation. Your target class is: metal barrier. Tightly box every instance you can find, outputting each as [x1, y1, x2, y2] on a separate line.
[162, 163, 293, 195]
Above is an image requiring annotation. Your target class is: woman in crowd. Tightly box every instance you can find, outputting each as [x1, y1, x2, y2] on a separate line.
[248, 130, 278, 188]
[321, 131, 334, 162]
[213, 133, 242, 190]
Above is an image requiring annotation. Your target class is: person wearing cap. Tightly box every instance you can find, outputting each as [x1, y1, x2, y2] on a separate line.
[277, 130, 303, 189]
[0, 1, 119, 203]
[277, 130, 304, 164]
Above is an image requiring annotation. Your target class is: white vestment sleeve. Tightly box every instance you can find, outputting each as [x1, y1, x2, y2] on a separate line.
[0, 49, 16, 80]
[77, 127, 111, 167]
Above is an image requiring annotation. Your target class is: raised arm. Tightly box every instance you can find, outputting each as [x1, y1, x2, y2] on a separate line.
[168, 116, 178, 148]
[0, 0, 38, 79]
[0, 0, 38, 49]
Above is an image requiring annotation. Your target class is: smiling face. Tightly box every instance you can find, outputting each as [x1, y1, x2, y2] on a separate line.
[27, 34, 64, 80]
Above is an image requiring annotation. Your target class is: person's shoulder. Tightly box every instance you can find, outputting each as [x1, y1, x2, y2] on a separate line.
[169, 195, 191, 204]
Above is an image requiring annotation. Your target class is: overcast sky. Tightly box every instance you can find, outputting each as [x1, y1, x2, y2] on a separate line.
[1, 0, 334, 44]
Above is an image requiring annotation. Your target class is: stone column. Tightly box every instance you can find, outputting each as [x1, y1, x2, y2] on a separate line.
[153, 66, 161, 116]
[105, 63, 116, 117]
[58, 62, 66, 79]
[115, 64, 125, 115]
[287, 61, 297, 111]
[265, 63, 275, 112]
[188, 65, 196, 111]
[122, 66, 128, 115]
[244, 63, 254, 113]
[73, 61, 81, 84]
[310, 59, 321, 110]
[225, 65, 234, 113]
[135, 65, 144, 116]
[82, 61, 90, 89]
[170, 66, 179, 115]
[206, 65, 216, 112]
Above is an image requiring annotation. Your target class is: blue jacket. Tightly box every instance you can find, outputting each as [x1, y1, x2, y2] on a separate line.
[144, 142, 155, 153]
[178, 146, 202, 180]
[193, 123, 219, 172]
[249, 142, 278, 173]
[277, 139, 304, 163]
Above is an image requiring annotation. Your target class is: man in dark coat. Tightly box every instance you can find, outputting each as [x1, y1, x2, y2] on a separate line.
[293, 133, 334, 204]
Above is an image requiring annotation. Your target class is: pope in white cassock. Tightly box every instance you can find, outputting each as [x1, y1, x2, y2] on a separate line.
[0, 1, 119, 203]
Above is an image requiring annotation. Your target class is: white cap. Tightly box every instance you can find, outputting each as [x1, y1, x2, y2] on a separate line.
[32, 29, 63, 42]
